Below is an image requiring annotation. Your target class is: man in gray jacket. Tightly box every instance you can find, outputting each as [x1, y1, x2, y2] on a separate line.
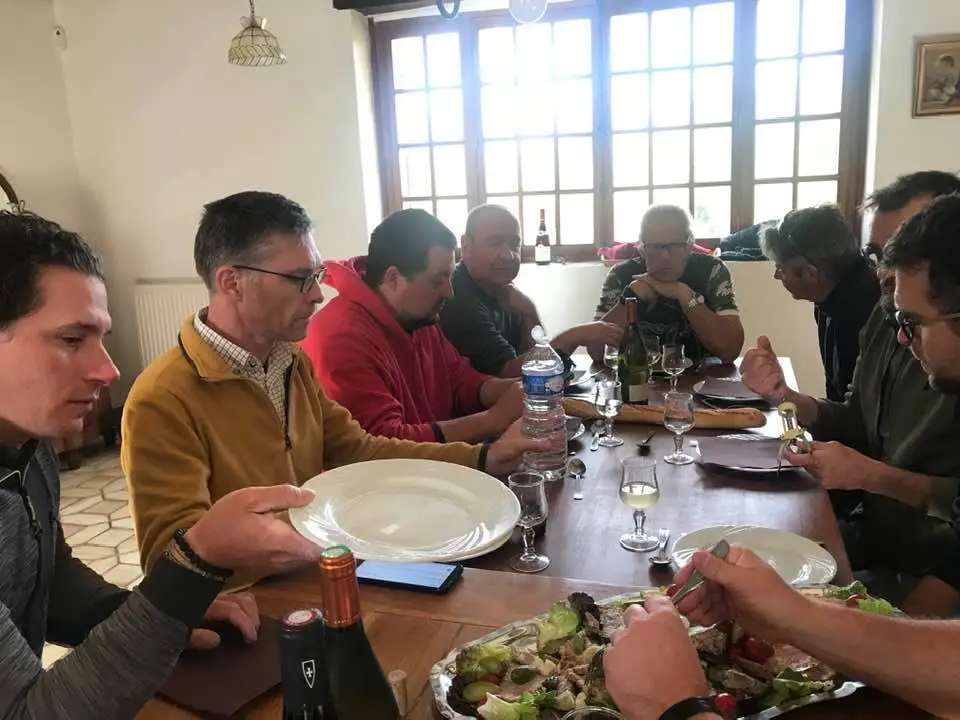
[0, 210, 323, 718]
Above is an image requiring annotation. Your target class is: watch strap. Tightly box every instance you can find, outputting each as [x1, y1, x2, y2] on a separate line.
[659, 696, 719, 720]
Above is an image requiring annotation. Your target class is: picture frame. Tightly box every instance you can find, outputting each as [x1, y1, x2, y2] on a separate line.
[913, 35, 960, 117]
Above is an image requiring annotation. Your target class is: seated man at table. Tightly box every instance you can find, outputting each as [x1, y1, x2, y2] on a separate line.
[302, 209, 522, 443]
[122, 192, 540, 587]
[760, 204, 880, 401]
[0, 210, 323, 717]
[439, 203, 623, 377]
[742, 174, 960, 616]
[593, 204, 744, 365]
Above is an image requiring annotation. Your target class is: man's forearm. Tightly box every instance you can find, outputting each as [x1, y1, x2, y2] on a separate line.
[863, 461, 932, 508]
[682, 305, 743, 364]
[782, 596, 960, 719]
[478, 378, 515, 408]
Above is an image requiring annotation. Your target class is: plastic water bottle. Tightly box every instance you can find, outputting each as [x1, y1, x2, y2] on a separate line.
[521, 326, 568, 481]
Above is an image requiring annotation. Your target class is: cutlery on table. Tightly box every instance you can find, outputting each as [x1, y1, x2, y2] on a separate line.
[567, 457, 586, 500]
[670, 539, 731, 605]
[589, 420, 604, 452]
[649, 527, 672, 566]
[636, 430, 656, 456]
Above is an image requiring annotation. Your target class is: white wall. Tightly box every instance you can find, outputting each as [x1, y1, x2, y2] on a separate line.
[52, 0, 379, 397]
[867, 0, 960, 191]
[0, 0, 82, 230]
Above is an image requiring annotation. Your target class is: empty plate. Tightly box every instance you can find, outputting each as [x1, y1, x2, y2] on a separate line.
[290, 459, 520, 562]
[695, 434, 795, 475]
[693, 378, 765, 403]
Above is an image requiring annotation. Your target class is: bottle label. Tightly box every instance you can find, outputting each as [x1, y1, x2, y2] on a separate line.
[523, 373, 564, 396]
[628, 384, 647, 403]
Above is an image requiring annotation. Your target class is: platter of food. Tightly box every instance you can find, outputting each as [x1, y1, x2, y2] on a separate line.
[429, 582, 897, 719]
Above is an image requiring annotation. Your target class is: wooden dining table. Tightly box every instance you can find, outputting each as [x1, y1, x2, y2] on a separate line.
[140, 359, 931, 719]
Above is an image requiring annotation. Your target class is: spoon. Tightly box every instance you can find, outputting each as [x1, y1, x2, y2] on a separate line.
[589, 420, 604, 452]
[568, 457, 586, 500]
[649, 527, 672, 566]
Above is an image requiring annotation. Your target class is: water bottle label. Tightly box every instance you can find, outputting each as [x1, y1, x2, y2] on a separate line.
[523, 373, 565, 396]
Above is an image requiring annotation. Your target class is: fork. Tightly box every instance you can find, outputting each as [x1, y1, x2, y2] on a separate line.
[670, 539, 731, 605]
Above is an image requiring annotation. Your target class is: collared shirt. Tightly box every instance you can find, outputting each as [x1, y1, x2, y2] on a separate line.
[193, 309, 293, 422]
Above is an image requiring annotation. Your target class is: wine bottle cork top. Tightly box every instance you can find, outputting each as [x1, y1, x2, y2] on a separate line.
[388, 669, 408, 716]
[319, 545, 355, 575]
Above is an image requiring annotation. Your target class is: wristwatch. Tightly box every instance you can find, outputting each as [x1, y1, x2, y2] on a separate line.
[686, 293, 705, 310]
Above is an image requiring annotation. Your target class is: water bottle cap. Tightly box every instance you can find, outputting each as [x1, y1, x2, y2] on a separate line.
[531, 325, 547, 344]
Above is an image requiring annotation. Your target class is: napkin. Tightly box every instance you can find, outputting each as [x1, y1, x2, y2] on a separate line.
[697, 434, 784, 469]
[564, 398, 765, 429]
[157, 615, 281, 718]
[696, 378, 765, 402]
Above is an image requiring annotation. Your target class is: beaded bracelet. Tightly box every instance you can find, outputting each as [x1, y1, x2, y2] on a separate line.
[173, 528, 234, 580]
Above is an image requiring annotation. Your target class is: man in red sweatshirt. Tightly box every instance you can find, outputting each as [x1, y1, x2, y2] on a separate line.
[302, 209, 523, 444]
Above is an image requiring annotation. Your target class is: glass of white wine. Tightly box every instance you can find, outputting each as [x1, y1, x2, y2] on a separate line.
[663, 391, 696, 465]
[618, 457, 661, 552]
[642, 333, 662, 382]
[594, 378, 624, 448]
[662, 343, 688, 392]
[508, 471, 550, 573]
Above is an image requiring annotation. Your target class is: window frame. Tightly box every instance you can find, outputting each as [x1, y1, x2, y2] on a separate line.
[371, 0, 873, 263]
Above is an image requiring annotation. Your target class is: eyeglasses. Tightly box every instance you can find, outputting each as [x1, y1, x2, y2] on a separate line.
[232, 265, 326, 293]
[642, 242, 689, 257]
[894, 309, 960, 343]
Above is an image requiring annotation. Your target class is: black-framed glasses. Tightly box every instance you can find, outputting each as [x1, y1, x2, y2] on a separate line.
[894, 309, 960, 343]
[233, 264, 325, 293]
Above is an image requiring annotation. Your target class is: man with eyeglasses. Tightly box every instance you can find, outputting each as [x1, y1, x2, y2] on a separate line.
[741, 172, 960, 616]
[593, 204, 744, 365]
[123, 192, 542, 589]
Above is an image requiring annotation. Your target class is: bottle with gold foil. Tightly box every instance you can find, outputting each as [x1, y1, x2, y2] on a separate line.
[319, 546, 400, 720]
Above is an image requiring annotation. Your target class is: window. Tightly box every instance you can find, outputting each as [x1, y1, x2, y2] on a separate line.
[372, 0, 872, 262]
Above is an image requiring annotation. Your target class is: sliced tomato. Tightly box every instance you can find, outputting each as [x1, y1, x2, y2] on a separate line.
[741, 636, 775, 664]
[845, 593, 866, 607]
[714, 692, 737, 720]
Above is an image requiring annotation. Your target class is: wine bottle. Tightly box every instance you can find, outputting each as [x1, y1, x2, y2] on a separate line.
[534, 209, 551, 265]
[618, 297, 650, 403]
[279, 608, 336, 719]
[320, 546, 401, 720]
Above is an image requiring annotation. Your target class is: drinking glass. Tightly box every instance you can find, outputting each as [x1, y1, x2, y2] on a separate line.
[594, 378, 624, 448]
[618, 457, 661, 552]
[662, 343, 687, 391]
[561, 709, 624, 720]
[642, 333, 662, 381]
[663, 391, 696, 465]
[603, 344, 620, 379]
[508, 471, 550, 573]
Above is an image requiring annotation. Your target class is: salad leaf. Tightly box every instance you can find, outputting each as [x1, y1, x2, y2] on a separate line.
[537, 601, 581, 650]
[822, 581, 868, 600]
[526, 688, 558, 708]
[568, 592, 601, 625]
[455, 642, 514, 681]
[851, 597, 897, 616]
[446, 675, 482, 718]
[761, 668, 833, 708]
[477, 693, 539, 720]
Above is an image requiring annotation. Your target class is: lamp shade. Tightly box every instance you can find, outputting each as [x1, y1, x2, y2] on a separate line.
[228, 2, 286, 67]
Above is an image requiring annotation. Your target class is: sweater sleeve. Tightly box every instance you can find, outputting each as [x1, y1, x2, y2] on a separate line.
[809, 328, 870, 453]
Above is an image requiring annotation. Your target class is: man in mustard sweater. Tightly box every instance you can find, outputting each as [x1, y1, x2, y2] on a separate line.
[123, 191, 542, 586]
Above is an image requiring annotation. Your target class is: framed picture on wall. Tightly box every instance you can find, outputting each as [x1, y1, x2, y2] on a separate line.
[914, 36, 960, 117]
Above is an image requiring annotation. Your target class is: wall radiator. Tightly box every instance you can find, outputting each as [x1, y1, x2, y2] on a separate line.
[133, 280, 208, 369]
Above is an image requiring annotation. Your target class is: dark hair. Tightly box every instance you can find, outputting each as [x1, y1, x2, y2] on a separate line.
[365, 209, 457, 287]
[883, 193, 960, 311]
[194, 191, 313, 290]
[864, 171, 960, 213]
[0, 211, 103, 329]
[760, 204, 858, 279]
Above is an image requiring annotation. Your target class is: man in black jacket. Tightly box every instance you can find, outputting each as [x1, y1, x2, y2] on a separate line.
[0, 210, 322, 718]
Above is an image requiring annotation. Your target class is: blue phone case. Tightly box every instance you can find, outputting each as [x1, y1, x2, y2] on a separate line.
[355, 561, 463, 593]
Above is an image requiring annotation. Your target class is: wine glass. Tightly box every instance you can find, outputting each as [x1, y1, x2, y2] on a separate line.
[618, 457, 661, 552]
[662, 343, 687, 391]
[594, 379, 624, 448]
[642, 333, 662, 381]
[603, 344, 619, 379]
[508, 471, 550, 573]
[663, 391, 696, 465]
[562, 709, 624, 720]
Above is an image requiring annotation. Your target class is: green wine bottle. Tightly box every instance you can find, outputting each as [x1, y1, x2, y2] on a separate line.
[618, 297, 650, 403]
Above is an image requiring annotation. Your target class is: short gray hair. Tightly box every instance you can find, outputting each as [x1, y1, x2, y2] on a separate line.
[464, 204, 516, 236]
[760, 204, 859, 278]
[640, 205, 693, 243]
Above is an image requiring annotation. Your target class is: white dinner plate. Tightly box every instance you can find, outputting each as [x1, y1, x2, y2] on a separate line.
[290, 459, 520, 562]
[692, 379, 765, 403]
[671, 525, 837, 585]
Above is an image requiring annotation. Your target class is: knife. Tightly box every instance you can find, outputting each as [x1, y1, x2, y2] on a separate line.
[670, 539, 731, 606]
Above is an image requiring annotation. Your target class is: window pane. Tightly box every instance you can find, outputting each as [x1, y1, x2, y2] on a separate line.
[611, 74, 650, 131]
[520, 138, 556, 192]
[429, 89, 463, 142]
[651, 8, 691, 69]
[485, 140, 519, 194]
[614, 190, 649, 244]
[797, 180, 838, 208]
[395, 92, 429, 144]
[436, 198, 468, 236]
[612, 133, 650, 187]
[652, 130, 690, 186]
[802, 0, 845, 55]
[757, 0, 800, 60]
[693, 2, 734, 65]
[486, 195, 521, 224]
[516, 23, 552, 84]
[610, 13, 649, 72]
[392, 36, 425, 90]
[517, 83, 555, 136]
[755, 123, 795, 179]
[398, 147, 432, 197]
[652, 70, 691, 128]
[403, 199, 433, 213]
[693, 66, 733, 124]
[693, 186, 731, 237]
[553, 19, 591, 77]
[559, 194, 594, 245]
[694, 127, 732, 183]
[426, 34, 460, 87]
[556, 79, 593, 134]
[481, 85, 517, 138]
[478, 27, 515, 84]
[799, 55, 844, 115]
[798, 119, 840, 176]
[433, 144, 466, 196]
[522, 195, 556, 245]
[756, 60, 798, 120]
[558, 137, 594, 190]
[652, 187, 690, 209]
[754, 182, 794, 223]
